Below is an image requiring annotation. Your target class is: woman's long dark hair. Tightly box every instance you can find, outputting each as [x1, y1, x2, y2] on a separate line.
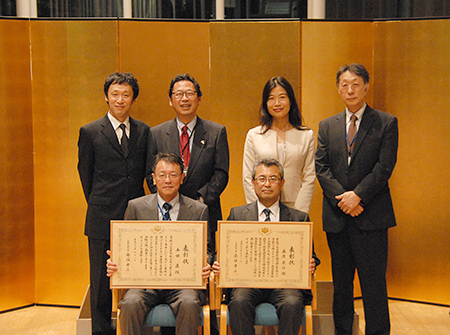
[259, 76, 307, 133]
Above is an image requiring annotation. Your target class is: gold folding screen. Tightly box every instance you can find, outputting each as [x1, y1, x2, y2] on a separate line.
[0, 19, 35, 312]
[0, 18, 449, 310]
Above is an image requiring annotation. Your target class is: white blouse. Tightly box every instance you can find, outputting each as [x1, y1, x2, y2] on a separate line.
[242, 126, 316, 213]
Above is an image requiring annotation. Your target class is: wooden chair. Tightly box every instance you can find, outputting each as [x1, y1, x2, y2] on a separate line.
[113, 271, 214, 335]
[215, 273, 316, 335]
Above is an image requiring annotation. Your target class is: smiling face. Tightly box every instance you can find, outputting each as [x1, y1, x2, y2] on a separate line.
[168, 80, 201, 124]
[267, 85, 291, 122]
[252, 164, 285, 208]
[152, 160, 185, 203]
[338, 70, 369, 113]
[105, 83, 134, 122]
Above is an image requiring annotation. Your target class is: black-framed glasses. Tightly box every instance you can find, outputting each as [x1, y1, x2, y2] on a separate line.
[254, 175, 281, 184]
[172, 90, 197, 100]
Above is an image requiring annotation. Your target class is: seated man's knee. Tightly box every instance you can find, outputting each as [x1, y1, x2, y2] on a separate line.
[119, 290, 147, 313]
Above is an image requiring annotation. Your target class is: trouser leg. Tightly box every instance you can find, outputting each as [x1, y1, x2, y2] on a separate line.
[118, 289, 158, 335]
[166, 289, 205, 335]
[228, 288, 263, 335]
[270, 289, 305, 335]
[351, 227, 390, 335]
[326, 230, 356, 335]
[89, 238, 114, 335]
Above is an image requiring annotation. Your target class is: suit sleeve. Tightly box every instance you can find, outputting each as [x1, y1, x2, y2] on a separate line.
[353, 116, 398, 205]
[123, 201, 137, 220]
[226, 207, 235, 221]
[77, 127, 94, 203]
[197, 126, 230, 204]
[315, 120, 347, 207]
[242, 130, 258, 204]
[293, 130, 316, 213]
[145, 127, 157, 191]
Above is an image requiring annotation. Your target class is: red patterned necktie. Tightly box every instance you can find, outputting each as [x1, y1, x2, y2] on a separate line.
[180, 125, 190, 168]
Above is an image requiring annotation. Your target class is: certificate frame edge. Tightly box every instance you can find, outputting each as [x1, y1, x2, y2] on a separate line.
[110, 220, 208, 290]
[217, 220, 313, 290]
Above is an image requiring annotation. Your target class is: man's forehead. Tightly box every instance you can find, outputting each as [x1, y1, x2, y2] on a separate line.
[255, 164, 280, 175]
[339, 71, 364, 83]
[173, 80, 195, 89]
[155, 161, 181, 172]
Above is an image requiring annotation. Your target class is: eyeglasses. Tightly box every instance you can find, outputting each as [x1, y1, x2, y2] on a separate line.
[254, 176, 281, 184]
[172, 90, 197, 100]
[155, 173, 182, 181]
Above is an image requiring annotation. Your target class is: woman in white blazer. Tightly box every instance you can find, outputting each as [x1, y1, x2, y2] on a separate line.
[243, 76, 315, 213]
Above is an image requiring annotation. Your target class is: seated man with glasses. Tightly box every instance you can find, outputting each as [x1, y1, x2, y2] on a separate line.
[106, 153, 214, 335]
[224, 157, 320, 335]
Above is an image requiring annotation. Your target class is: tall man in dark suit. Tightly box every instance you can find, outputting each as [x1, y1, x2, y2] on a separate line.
[150, 73, 229, 252]
[78, 72, 154, 335]
[107, 153, 213, 335]
[225, 158, 319, 335]
[315, 63, 398, 335]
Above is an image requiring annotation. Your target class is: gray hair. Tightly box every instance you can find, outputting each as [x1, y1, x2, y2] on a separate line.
[251, 158, 284, 180]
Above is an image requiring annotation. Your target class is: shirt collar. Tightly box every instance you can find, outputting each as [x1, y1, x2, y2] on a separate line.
[176, 116, 197, 134]
[107, 111, 130, 130]
[157, 193, 180, 208]
[346, 103, 366, 123]
[257, 200, 280, 221]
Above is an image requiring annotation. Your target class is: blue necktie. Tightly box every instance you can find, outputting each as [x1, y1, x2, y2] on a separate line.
[163, 202, 172, 221]
[263, 208, 271, 221]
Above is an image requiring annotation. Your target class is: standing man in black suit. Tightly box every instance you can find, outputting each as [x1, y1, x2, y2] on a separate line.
[151, 73, 229, 251]
[225, 158, 319, 335]
[78, 72, 154, 335]
[315, 63, 398, 335]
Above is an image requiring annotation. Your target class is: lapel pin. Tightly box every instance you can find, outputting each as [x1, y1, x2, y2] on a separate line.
[201, 140, 205, 145]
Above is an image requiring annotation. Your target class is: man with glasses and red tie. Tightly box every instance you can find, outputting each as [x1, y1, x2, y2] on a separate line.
[150, 73, 230, 255]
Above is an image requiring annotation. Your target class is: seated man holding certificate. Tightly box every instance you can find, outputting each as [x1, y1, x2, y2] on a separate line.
[224, 158, 320, 335]
[106, 153, 213, 335]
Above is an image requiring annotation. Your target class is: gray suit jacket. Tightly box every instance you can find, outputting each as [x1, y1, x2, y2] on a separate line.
[150, 117, 229, 225]
[124, 193, 213, 261]
[315, 105, 398, 233]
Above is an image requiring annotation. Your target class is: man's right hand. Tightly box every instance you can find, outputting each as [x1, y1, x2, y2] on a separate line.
[106, 250, 118, 277]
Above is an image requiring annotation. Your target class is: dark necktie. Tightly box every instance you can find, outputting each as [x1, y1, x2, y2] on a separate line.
[263, 208, 271, 221]
[347, 114, 357, 157]
[163, 202, 172, 221]
[119, 124, 129, 156]
[180, 125, 190, 169]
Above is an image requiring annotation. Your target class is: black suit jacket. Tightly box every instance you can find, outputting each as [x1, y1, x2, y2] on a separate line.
[315, 105, 398, 233]
[150, 117, 229, 225]
[78, 114, 154, 239]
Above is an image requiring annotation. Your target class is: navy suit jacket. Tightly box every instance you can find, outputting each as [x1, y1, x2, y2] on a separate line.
[78, 114, 154, 239]
[150, 117, 229, 225]
[315, 105, 398, 233]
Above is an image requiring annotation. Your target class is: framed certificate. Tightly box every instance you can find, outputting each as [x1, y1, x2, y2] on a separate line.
[217, 221, 312, 289]
[110, 220, 207, 289]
